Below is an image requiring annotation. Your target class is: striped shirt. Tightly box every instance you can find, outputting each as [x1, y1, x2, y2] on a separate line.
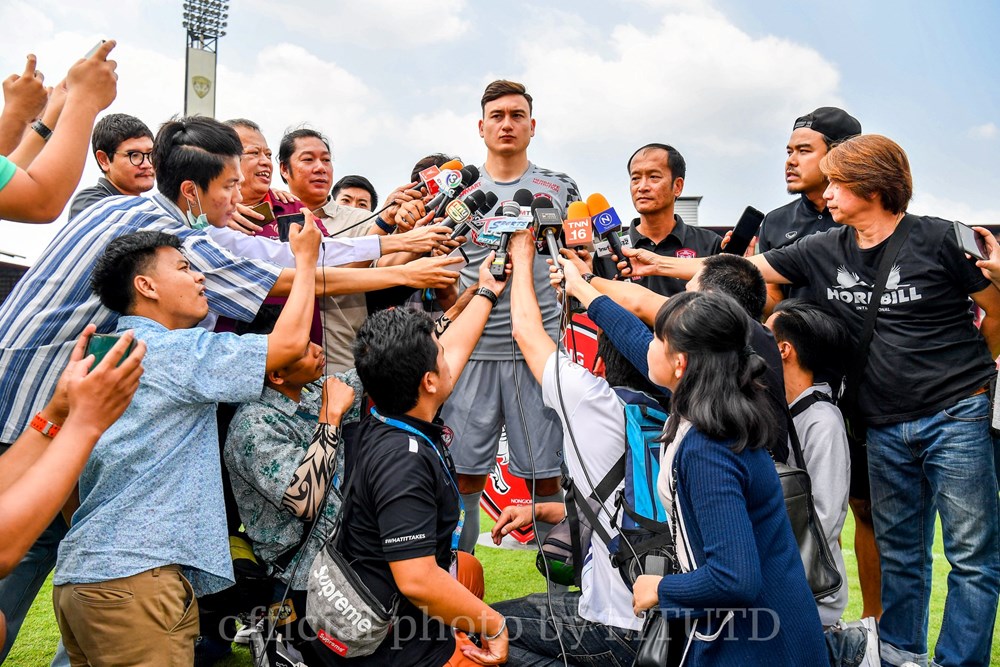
[0, 193, 282, 443]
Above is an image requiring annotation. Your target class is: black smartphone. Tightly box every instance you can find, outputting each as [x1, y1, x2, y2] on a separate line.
[85, 334, 135, 370]
[720, 206, 765, 256]
[953, 221, 988, 261]
[276, 212, 305, 242]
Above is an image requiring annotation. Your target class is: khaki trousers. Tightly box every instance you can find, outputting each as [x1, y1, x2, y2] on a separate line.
[53, 565, 199, 667]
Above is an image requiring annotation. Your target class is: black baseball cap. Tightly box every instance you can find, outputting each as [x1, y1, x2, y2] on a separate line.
[793, 107, 862, 144]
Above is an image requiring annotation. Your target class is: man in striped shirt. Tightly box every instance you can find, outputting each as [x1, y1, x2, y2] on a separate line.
[0, 116, 459, 660]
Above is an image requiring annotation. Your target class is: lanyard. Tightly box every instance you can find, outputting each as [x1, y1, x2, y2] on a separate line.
[370, 408, 465, 551]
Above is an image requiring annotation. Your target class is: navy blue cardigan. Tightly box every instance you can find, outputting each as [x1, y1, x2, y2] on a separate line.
[658, 427, 827, 666]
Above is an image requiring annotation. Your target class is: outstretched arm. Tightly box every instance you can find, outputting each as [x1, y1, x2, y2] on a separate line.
[508, 231, 556, 384]
[440, 253, 510, 381]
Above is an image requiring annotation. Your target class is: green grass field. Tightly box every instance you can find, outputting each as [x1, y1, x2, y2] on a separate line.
[7, 510, 1000, 665]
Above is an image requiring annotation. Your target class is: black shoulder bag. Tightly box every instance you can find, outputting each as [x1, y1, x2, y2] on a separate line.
[839, 214, 916, 444]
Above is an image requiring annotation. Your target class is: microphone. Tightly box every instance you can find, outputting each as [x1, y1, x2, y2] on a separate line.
[490, 189, 533, 279]
[531, 196, 563, 259]
[445, 190, 485, 238]
[416, 159, 463, 195]
[450, 191, 498, 241]
[586, 193, 631, 279]
[428, 165, 480, 217]
[562, 201, 595, 249]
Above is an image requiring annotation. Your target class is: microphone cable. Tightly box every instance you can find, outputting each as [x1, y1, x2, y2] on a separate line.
[506, 243, 569, 667]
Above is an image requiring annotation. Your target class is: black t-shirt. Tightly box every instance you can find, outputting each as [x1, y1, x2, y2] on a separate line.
[765, 215, 994, 424]
[338, 412, 460, 665]
[758, 195, 838, 301]
[593, 214, 722, 297]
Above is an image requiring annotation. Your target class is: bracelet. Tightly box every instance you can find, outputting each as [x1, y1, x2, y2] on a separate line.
[31, 120, 53, 142]
[434, 314, 452, 336]
[582, 272, 596, 284]
[30, 412, 61, 438]
[375, 216, 395, 234]
[484, 616, 506, 641]
[474, 287, 499, 308]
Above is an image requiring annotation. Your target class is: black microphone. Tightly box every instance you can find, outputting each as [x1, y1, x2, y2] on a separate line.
[531, 196, 563, 259]
[427, 165, 480, 217]
[448, 191, 492, 241]
[490, 189, 533, 279]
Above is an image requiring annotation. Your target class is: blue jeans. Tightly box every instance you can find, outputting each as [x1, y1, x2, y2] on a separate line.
[492, 592, 639, 666]
[0, 513, 69, 666]
[867, 393, 1000, 667]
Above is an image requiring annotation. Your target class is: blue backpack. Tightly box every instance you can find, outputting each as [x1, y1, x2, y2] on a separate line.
[545, 387, 678, 588]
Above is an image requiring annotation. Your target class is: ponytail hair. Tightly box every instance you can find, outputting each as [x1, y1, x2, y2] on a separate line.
[655, 291, 779, 453]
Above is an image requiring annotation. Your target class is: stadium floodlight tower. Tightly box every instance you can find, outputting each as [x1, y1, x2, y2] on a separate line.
[182, 0, 229, 117]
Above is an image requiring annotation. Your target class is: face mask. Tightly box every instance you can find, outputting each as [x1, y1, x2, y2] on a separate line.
[185, 187, 209, 230]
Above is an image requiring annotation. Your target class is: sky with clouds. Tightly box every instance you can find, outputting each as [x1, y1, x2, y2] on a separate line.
[1, 0, 997, 262]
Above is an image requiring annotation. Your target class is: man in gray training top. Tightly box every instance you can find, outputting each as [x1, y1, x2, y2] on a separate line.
[442, 79, 582, 552]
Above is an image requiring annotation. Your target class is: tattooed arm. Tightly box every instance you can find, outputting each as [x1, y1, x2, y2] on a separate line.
[281, 376, 356, 521]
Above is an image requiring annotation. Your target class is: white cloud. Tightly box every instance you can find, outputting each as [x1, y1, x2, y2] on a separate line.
[910, 191, 1000, 227]
[241, 0, 471, 48]
[969, 122, 998, 140]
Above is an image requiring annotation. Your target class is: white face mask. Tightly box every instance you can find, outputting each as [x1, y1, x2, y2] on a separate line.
[184, 186, 209, 229]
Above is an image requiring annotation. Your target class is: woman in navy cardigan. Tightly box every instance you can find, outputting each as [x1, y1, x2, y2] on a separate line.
[631, 290, 827, 666]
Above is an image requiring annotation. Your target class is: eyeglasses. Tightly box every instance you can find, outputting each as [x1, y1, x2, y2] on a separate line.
[115, 150, 153, 166]
[241, 148, 273, 161]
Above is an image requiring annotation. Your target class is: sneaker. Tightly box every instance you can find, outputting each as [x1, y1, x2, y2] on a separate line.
[234, 624, 254, 645]
[857, 616, 880, 667]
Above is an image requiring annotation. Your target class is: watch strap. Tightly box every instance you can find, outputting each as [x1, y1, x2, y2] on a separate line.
[31, 120, 53, 142]
[474, 287, 499, 308]
[30, 413, 61, 438]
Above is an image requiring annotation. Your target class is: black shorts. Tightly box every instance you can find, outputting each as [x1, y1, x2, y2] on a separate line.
[848, 434, 871, 501]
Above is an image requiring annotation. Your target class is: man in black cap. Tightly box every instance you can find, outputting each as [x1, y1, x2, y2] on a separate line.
[758, 107, 862, 309]
[757, 106, 883, 624]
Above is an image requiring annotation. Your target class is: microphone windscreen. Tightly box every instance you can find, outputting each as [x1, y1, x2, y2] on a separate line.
[466, 190, 486, 211]
[530, 196, 554, 212]
[460, 165, 480, 187]
[567, 201, 591, 220]
[440, 159, 463, 172]
[479, 192, 498, 214]
[512, 189, 534, 207]
[586, 193, 612, 214]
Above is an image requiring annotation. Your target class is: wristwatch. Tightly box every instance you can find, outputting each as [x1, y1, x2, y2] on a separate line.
[374, 217, 395, 234]
[31, 120, 53, 142]
[475, 287, 499, 308]
[30, 412, 61, 438]
[582, 272, 596, 284]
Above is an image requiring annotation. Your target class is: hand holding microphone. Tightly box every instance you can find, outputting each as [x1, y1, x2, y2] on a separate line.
[587, 193, 631, 280]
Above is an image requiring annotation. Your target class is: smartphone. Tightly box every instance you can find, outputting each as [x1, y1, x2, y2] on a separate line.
[84, 40, 107, 59]
[250, 201, 275, 225]
[720, 206, 765, 256]
[276, 212, 306, 242]
[954, 221, 988, 261]
[445, 246, 470, 271]
[85, 334, 135, 370]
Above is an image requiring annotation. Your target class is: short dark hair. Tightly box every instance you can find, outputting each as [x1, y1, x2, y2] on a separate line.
[223, 118, 262, 133]
[596, 332, 663, 398]
[654, 291, 779, 454]
[481, 80, 533, 115]
[92, 113, 153, 171]
[696, 254, 767, 321]
[332, 175, 378, 210]
[234, 304, 282, 336]
[91, 231, 182, 314]
[278, 128, 331, 184]
[410, 154, 452, 183]
[353, 309, 438, 414]
[153, 117, 242, 201]
[771, 299, 850, 387]
[627, 143, 686, 181]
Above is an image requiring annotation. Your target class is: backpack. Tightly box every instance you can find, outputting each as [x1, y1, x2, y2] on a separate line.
[537, 387, 679, 588]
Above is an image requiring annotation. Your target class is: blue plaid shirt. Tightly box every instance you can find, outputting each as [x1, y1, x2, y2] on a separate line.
[0, 193, 281, 444]
[54, 316, 268, 596]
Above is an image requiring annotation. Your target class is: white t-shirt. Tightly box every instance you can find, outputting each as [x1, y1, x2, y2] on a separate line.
[542, 351, 644, 631]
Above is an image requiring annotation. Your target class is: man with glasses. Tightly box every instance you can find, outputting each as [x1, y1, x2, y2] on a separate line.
[69, 113, 154, 220]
